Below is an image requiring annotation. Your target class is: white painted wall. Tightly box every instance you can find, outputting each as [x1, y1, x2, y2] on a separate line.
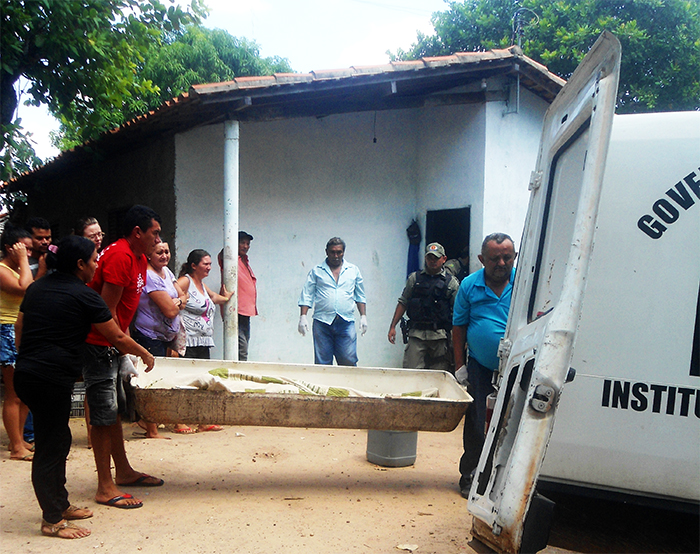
[175, 110, 421, 367]
[415, 102, 486, 267]
[482, 83, 548, 262]
[237, 111, 421, 368]
[174, 91, 548, 367]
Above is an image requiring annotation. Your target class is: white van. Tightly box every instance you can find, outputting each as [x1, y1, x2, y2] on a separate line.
[538, 109, 700, 505]
[465, 32, 699, 553]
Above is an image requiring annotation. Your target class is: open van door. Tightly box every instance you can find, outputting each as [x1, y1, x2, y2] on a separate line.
[467, 32, 621, 553]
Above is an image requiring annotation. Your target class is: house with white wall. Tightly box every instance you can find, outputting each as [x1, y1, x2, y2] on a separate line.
[11, 46, 564, 366]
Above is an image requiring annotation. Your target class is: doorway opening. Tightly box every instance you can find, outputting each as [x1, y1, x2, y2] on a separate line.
[425, 207, 471, 265]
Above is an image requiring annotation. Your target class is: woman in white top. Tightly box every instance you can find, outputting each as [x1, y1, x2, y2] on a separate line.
[176, 249, 232, 433]
[177, 249, 232, 360]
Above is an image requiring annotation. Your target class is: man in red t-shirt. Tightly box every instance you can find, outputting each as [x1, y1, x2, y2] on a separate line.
[237, 231, 258, 361]
[83, 205, 162, 509]
[217, 231, 258, 361]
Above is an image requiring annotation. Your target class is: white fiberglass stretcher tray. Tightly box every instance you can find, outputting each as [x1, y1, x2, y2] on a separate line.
[130, 357, 471, 432]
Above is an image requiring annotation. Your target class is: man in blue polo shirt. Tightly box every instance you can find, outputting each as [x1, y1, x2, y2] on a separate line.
[298, 237, 367, 366]
[453, 232, 516, 498]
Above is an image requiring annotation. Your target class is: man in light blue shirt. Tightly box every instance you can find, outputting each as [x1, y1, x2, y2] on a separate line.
[298, 237, 367, 366]
[453, 232, 516, 498]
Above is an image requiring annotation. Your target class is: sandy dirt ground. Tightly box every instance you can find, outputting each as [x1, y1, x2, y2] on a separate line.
[1, 419, 697, 554]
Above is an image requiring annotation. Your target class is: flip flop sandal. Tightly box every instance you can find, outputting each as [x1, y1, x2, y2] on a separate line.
[197, 425, 223, 432]
[41, 519, 91, 539]
[174, 426, 195, 434]
[10, 454, 33, 462]
[118, 475, 164, 487]
[95, 494, 143, 509]
[62, 505, 93, 520]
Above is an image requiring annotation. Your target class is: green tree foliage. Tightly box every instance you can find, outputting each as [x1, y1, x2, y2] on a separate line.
[0, 121, 42, 183]
[1, 0, 205, 137]
[1, 0, 293, 184]
[1, 0, 205, 184]
[140, 27, 292, 106]
[57, 26, 293, 149]
[392, 0, 700, 113]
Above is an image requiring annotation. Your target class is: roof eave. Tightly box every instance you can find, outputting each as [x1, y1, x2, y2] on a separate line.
[9, 48, 564, 188]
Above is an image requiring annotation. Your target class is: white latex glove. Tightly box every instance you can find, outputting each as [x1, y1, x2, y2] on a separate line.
[298, 314, 309, 336]
[359, 315, 368, 336]
[455, 364, 469, 386]
[119, 354, 139, 381]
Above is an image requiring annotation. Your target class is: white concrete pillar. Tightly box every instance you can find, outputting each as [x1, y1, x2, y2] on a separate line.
[222, 120, 239, 360]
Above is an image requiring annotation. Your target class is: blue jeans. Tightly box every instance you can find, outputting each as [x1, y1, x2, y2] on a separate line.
[0, 324, 17, 365]
[133, 327, 168, 357]
[312, 316, 358, 366]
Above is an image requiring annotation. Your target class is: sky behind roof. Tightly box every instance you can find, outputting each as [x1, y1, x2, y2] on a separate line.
[200, 0, 447, 72]
[18, 0, 448, 160]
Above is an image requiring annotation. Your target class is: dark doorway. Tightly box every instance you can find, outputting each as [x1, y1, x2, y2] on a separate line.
[425, 207, 470, 264]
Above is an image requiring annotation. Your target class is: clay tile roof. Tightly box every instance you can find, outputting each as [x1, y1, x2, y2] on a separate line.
[389, 59, 424, 69]
[10, 49, 564, 187]
[273, 73, 313, 84]
[350, 64, 394, 75]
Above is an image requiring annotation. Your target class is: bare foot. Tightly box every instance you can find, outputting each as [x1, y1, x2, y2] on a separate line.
[41, 519, 91, 539]
[6, 442, 34, 451]
[145, 431, 170, 440]
[136, 421, 170, 439]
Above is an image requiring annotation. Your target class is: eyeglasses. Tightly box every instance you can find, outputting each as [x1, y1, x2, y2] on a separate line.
[86, 232, 105, 240]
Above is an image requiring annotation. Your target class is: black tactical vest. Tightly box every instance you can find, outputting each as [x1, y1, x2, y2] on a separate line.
[406, 272, 453, 331]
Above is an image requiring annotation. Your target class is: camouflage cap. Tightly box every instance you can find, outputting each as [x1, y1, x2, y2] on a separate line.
[425, 242, 446, 258]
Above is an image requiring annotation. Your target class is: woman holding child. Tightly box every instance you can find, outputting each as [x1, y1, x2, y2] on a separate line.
[133, 241, 190, 435]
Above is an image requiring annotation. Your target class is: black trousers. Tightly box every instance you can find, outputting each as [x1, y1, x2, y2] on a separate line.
[459, 357, 495, 484]
[14, 371, 74, 524]
[238, 315, 251, 361]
